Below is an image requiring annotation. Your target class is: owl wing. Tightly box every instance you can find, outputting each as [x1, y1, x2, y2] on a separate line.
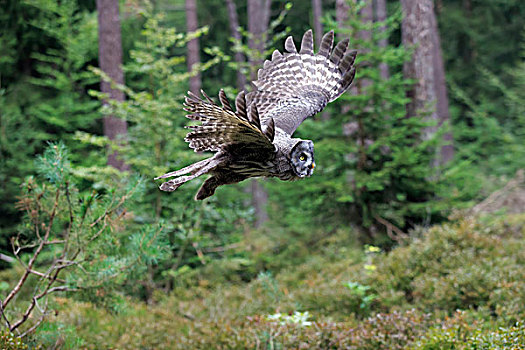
[183, 89, 276, 156]
[246, 30, 357, 137]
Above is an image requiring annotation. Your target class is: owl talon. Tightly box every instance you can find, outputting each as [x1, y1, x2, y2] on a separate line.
[159, 180, 183, 192]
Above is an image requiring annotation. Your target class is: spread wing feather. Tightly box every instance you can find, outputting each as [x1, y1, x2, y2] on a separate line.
[183, 90, 274, 155]
[247, 29, 357, 136]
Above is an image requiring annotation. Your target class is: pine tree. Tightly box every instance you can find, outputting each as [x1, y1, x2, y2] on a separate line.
[1, 143, 166, 336]
[1, 0, 100, 253]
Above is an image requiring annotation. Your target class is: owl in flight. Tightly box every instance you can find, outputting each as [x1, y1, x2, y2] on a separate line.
[155, 29, 356, 200]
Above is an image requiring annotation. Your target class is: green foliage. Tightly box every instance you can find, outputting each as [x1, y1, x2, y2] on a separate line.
[29, 322, 81, 350]
[19, 213, 522, 348]
[266, 4, 441, 239]
[0, 90, 45, 253]
[35, 142, 70, 184]
[227, 2, 292, 80]
[439, 0, 525, 193]
[24, 0, 100, 143]
[1, 0, 524, 347]
[0, 329, 29, 350]
[439, 0, 525, 122]
[366, 215, 525, 322]
[78, 12, 251, 297]
[413, 312, 525, 350]
[0, 0, 101, 253]
[257, 271, 283, 304]
[345, 281, 377, 311]
[1, 143, 167, 335]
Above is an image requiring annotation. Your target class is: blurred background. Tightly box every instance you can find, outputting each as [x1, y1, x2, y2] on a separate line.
[0, 0, 524, 348]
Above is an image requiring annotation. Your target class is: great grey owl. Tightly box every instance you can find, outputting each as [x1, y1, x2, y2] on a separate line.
[155, 29, 357, 200]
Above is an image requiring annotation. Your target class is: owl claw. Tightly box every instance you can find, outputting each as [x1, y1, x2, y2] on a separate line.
[159, 180, 183, 192]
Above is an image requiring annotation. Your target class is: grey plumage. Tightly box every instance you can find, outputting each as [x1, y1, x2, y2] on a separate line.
[155, 29, 357, 200]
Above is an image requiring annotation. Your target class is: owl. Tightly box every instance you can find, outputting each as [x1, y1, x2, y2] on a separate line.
[155, 29, 357, 200]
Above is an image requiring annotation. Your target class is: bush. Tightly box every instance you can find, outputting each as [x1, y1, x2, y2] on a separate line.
[413, 311, 525, 350]
[0, 330, 28, 350]
[366, 215, 525, 321]
[171, 309, 431, 349]
[33, 214, 525, 348]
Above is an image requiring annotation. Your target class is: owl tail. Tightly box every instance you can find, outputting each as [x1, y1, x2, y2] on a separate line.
[154, 155, 221, 193]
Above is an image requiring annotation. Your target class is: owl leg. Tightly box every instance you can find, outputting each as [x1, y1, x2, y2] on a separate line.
[155, 158, 214, 180]
[195, 173, 249, 200]
[195, 176, 219, 200]
[159, 175, 195, 192]
[157, 155, 223, 192]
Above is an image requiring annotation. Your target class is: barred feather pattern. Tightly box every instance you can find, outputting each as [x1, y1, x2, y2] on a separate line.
[155, 29, 357, 200]
[183, 90, 275, 154]
[247, 29, 357, 136]
[155, 90, 279, 198]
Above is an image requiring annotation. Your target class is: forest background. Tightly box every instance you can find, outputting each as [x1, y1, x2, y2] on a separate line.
[0, 0, 524, 348]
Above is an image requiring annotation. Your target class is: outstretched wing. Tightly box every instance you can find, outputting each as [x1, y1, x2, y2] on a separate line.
[247, 29, 357, 137]
[183, 89, 275, 156]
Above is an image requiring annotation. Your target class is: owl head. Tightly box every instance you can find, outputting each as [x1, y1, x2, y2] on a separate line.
[290, 140, 315, 177]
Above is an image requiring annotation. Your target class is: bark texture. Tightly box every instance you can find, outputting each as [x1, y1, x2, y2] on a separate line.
[225, 0, 247, 90]
[312, 0, 323, 47]
[357, 0, 373, 91]
[401, 0, 453, 164]
[186, 0, 201, 94]
[248, 0, 272, 227]
[401, 0, 436, 122]
[430, 5, 454, 164]
[247, 0, 271, 63]
[97, 0, 129, 171]
[375, 0, 390, 80]
[336, 0, 350, 40]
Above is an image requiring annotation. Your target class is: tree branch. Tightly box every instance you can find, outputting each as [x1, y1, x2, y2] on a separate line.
[374, 215, 409, 241]
[0, 253, 15, 263]
[2, 188, 60, 310]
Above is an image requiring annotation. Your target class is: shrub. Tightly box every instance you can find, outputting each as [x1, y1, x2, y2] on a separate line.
[0, 330, 29, 350]
[413, 311, 525, 350]
[180, 309, 431, 349]
[366, 216, 525, 321]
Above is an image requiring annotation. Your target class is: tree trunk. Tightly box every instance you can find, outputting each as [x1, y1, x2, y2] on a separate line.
[248, 0, 271, 61]
[96, 0, 129, 171]
[185, 0, 201, 94]
[375, 0, 390, 80]
[401, 0, 453, 165]
[353, 0, 373, 175]
[336, 0, 350, 40]
[225, 0, 247, 90]
[248, 0, 271, 228]
[312, 0, 323, 47]
[357, 0, 373, 91]
[401, 0, 437, 129]
[335, 0, 350, 113]
[430, 5, 454, 164]
[313, 0, 329, 120]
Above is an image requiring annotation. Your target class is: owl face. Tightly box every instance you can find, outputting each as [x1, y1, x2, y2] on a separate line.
[290, 141, 315, 177]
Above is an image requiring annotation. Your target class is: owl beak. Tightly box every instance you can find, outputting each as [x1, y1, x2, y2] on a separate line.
[311, 162, 316, 170]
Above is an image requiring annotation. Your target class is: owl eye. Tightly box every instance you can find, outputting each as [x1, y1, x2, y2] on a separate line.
[299, 154, 306, 161]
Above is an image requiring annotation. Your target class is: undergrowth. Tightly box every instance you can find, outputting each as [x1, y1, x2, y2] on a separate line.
[24, 212, 524, 349]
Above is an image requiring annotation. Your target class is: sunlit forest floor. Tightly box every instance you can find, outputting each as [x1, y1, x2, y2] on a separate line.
[24, 212, 524, 349]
